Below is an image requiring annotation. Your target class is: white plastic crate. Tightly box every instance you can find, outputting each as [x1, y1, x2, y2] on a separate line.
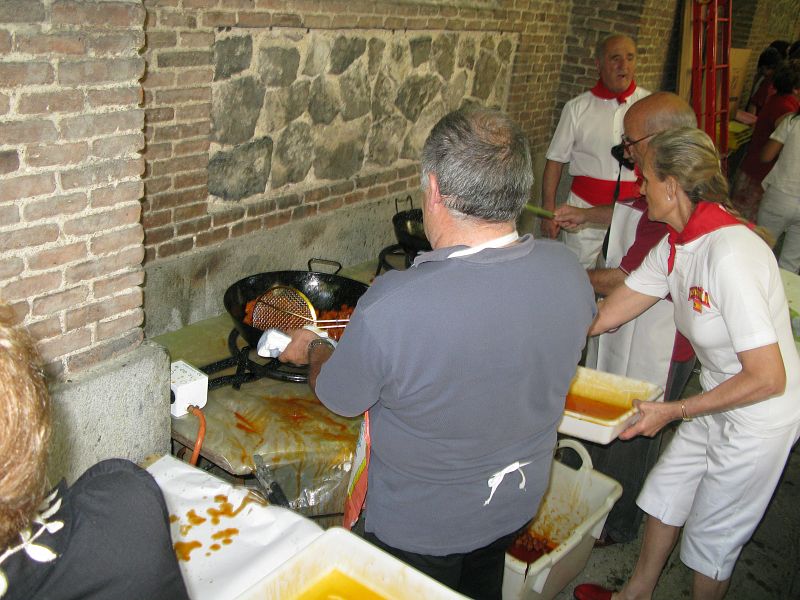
[502, 439, 622, 600]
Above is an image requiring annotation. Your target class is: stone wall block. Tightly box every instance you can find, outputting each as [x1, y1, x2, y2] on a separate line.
[371, 70, 398, 121]
[259, 46, 300, 88]
[340, 62, 371, 122]
[272, 120, 314, 188]
[211, 76, 264, 144]
[214, 35, 253, 81]
[432, 34, 457, 81]
[302, 34, 331, 77]
[368, 115, 407, 167]
[395, 73, 442, 121]
[313, 117, 369, 180]
[329, 36, 366, 75]
[208, 136, 273, 201]
[472, 51, 500, 100]
[368, 38, 386, 77]
[458, 38, 476, 69]
[402, 98, 448, 160]
[308, 75, 340, 125]
[410, 36, 432, 67]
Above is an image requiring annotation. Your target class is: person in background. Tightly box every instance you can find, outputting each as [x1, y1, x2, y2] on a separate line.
[280, 108, 596, 600]
[0, 305, 189, 600]
[732, 59, 800, 221]
[745, 46, 783, 115]
[790, 40, 800, 60]
[555, 92, 698, 547]
[541, 34, 649, 268]
[757, 107, 800, 272]
[574, 127, 800, 600]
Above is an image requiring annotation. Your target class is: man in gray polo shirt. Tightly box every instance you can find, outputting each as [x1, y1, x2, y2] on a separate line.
[280, 108, 595, 599]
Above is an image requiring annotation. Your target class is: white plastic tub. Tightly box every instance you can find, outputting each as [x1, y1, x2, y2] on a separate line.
[235, 527, 467, 599]
[502, 439, 622, 600]
[557, 367, 663, 444]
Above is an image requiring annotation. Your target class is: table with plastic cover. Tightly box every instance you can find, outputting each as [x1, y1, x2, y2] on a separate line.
[153, 262, 377, 517]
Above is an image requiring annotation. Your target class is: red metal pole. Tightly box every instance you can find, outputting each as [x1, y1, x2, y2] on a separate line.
[691, 1, 704, 125]
[704, 0, 718, 143]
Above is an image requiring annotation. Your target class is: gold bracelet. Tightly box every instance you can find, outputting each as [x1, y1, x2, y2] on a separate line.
[681, 402, 692, 422]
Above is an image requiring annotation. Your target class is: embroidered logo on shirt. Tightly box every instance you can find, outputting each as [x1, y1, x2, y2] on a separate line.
[688, 286, 710, 313]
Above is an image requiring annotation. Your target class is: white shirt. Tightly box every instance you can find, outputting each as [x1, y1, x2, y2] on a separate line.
[762, 114, 800, 196]
[627, 225, 800, 434]
[546, 87, 650, 182]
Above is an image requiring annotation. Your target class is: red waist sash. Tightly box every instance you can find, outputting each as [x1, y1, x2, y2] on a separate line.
[571, 175, 639, 206]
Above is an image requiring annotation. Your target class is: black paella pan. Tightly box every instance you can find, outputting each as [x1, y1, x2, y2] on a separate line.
[392, 195, 431, 255]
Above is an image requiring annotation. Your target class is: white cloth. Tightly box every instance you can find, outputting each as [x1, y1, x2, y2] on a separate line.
[758, 186, 800, 272]
[762, 114, 800, 196]
[586, 201, 675, 390]
[637, 414, 800, 580]
[627, 225, 800, 433]
[547, 86, 650, 268]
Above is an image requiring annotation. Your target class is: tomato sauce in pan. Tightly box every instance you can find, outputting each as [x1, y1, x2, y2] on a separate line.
[565, 393, 630, 421]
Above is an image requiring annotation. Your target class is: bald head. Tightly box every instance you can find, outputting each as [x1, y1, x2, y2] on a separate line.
[623, 92, 697, 165]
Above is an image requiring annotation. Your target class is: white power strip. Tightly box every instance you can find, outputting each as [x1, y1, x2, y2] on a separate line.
[170, 360, 208, 418]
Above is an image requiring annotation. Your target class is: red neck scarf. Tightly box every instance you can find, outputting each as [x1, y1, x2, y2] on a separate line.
[666, 202, 752, 273]
[590, 79, 637, 104]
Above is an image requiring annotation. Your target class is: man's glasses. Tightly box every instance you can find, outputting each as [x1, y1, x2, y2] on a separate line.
[611, 133, 655, 171]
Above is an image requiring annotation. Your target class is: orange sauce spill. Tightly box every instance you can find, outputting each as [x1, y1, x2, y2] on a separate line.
[206, 494, 260, 525]
[174, 540, 202, 562]
[235, 411, 261, 435]
[210, 543, 221, 551]
[169, 514, 179, 523]
[187, 509, 206, 526]
[565, 393, 630, 421]
[294, 569, 387, 600]
[212, 528, 239, 542]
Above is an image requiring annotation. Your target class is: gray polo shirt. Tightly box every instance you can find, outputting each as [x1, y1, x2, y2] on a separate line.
[316, 234, 596, 555]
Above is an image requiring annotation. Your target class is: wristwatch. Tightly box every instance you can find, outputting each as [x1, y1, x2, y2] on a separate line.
[307, 337, 336, 362]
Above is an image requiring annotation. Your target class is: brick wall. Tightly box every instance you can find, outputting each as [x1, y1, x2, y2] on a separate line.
[0, 0, 146, 378]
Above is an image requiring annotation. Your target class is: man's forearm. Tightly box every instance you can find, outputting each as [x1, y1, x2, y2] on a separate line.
[307, 341, 335, 393]
[588, 267, 627, 297]
[541, 160, 564, 211]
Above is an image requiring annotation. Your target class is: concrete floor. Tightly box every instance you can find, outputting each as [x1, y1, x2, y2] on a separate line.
[551, 372, 800, 600]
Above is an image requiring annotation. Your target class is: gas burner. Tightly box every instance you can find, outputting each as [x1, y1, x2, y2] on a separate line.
[200, 329, 308, 389]
[375, 243, 415, 276]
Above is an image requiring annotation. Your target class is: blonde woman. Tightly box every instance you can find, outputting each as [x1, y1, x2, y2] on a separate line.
[575, 128, 800, 600]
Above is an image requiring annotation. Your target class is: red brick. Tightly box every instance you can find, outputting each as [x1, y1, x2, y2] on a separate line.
[86, 31, 145, 55]
[0, 31, 9, 53]
[144, 225, 173, 246]
[60, 157, 143, 190]
[32, 286, 89, 316]
[201, 11, 237, 27]
[0, 93, 8, 114]
[145, 107, 175, 123]
[86, 86, 142, 108]
[91, 225, 144, 255]
[28, 242, 88, 271]
[154, 87, 211, 104]
[231, 219, 262, 237]
[148, 186, 207, 210]
[149, 121, 210, 143]
[91, 181, 143, 208]
[65, 246, 145, 284]
[174, 169, 208, 188]
[93, 269, 144, 299]
[183, 0, 219, 7]
[96, 308, 144, 341]
[143, 142, 172, 161]
[150, 154, 207, 177]
[0, 1, 45, 23]
[0, 223, 59, 251]
[0, 256, 23, 279]
[52, 1, 145, 28]
[146, 31, 178, 49]
[156, 237, 193, 258]
[196, 227, 228, 247]
[0, 272, 62, 302]
[58, 58, 145, 86]
[141, 71, 175, 89]
[6, 301, 28, 325]
[61, 109, 143, 140]
[175, 103, 211, 121]
[36, 328, 92, 363]
[0, 62, 53, 87]
[0, 120, 58, 145]
[211, 206, 245, 227]
[143, 175, 171, 195]
[179, 32, 215, 48]
[27, 317, 63, 341]
[63, 205, 141, 237]
[0, 150, 19, 175]
[175, 215, 211, 236]
[318, 197, 344, 213]
[66, 288, 142, 330]
[245, 198, 276, 217]
[92, 133, 145, 158]
[291, 204, 317, 220]
[26, 142, 89, 168]
[157, 50, 212, 68]
[65, 329, 143, 374]
[264, 212, 291, 229]
[0, 173, 56, 202]
[15, 32, 86, 55]
[23, 192, 87, 222]
[157, 12, 197, 28]
[174, 201, 208, 222]
[142, 209, 172, 229]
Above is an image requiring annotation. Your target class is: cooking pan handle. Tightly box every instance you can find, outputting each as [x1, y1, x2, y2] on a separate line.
[394, 194, 414, 214]
[307, 258, 343, 274]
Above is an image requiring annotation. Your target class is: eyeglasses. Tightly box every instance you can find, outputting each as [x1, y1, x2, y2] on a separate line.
[620, 132, 656, 150]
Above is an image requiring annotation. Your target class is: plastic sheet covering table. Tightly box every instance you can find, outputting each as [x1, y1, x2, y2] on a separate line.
[147, 455, 323, 600]
[154, 312, 362, 517]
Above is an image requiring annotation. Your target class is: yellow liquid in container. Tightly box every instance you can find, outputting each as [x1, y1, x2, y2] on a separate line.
[294, 569, 388, 600]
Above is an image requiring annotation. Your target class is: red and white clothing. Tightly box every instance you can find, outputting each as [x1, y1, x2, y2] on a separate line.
[546, 82, 650, 267]
[626, 203, 800, 579]
[587, 197, 692, 391]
